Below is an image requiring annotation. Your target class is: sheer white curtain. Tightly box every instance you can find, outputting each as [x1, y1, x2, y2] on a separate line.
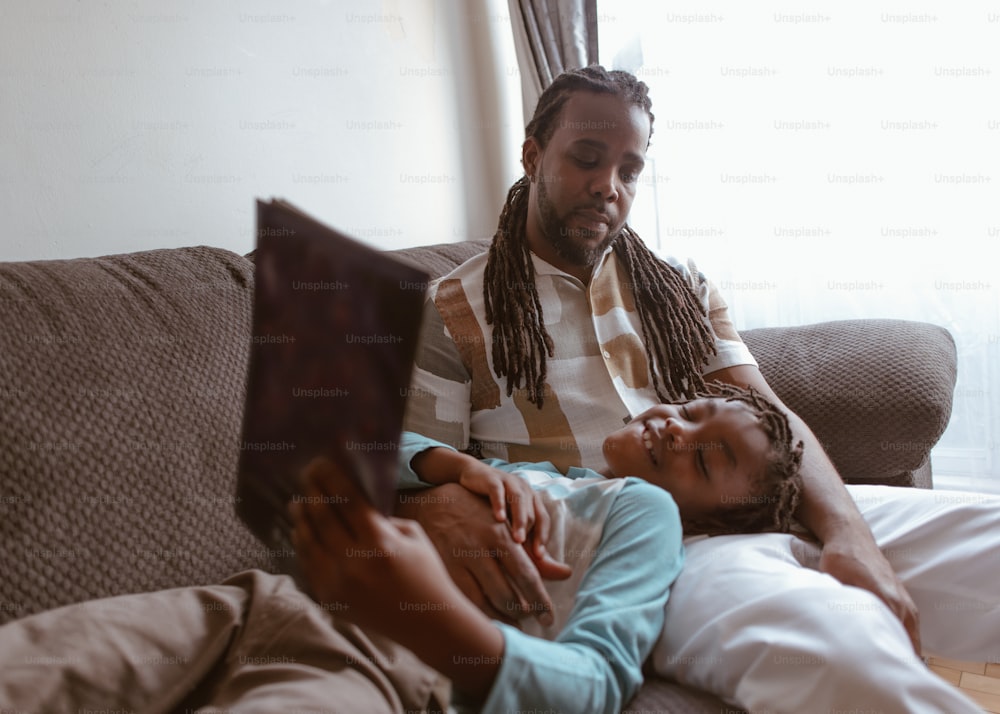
[599, 2, 1000, 493]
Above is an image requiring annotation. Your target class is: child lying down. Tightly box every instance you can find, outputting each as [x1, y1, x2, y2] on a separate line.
[292, 384, 804, 713]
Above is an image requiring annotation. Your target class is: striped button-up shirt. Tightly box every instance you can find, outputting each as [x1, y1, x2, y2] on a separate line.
[403, 245, 756, 473]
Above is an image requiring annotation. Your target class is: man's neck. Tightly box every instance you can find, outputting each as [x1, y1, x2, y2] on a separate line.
[526, 243, 618, 287]
[527, 245, 594, 284]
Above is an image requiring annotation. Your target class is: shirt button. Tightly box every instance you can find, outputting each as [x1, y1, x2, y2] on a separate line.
[602, 350, 611, 359]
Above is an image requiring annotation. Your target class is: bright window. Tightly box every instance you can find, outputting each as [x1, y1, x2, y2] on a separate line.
[600, 2, 1000, 492]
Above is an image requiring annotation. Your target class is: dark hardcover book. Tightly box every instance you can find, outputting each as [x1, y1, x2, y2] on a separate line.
[236, 198, 428, 576]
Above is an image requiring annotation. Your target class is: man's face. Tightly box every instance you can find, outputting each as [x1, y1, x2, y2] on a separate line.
[522, 91, 650, 278]
[602, 398, 772, 522]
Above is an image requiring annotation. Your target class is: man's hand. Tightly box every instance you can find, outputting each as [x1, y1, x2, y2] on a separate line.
[410, 446, 562, 561]
[820, 531, 921, 653]
[396, 482, 572, 626]
[455, 458, 549, 549]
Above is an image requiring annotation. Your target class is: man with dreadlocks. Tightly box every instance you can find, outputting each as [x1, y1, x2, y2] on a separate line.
[397, 65, 1000, 713]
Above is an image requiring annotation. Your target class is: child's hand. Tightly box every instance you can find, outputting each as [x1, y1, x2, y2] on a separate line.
[290, 458, 507, 701]
[290, 457, 466, 638]
[456, 461, 543, 544]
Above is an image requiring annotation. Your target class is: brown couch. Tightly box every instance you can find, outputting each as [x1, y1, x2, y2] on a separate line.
[0, 241, 957, 712]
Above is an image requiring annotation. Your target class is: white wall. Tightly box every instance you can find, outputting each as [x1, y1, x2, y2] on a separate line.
[0, 0, 524, 262]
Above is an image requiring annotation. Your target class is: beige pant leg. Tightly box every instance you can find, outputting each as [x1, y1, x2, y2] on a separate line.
[0, 569, 448, 714]
[193, 569, 447, 714]
[0, 574, 248, 713]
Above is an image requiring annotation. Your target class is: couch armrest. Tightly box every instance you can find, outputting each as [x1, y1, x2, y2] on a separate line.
[740, 319, 957, 487]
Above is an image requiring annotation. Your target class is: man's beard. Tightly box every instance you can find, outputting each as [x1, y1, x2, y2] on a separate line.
[536, 178, 619, 268]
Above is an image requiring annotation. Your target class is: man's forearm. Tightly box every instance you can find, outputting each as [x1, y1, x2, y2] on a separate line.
[784, 410, 869, 544]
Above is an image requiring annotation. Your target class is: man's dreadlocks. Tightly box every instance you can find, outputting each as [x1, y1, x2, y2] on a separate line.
[484, 65, 717, 408]
[681, 384, 805, 536]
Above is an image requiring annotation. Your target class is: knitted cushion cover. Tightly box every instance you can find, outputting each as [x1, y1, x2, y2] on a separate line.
[742, 320, 956, 485]
[0, 247, 273, 624]
[626, 676, 747, 714]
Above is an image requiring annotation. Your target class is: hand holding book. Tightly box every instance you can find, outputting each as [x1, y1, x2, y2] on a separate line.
[236, 199, 428, 577]
[289, 455, 505, 702]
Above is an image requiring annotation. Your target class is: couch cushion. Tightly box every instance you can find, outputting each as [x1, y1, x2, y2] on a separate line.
[625, 675, 744, 713]
[0, 246, 272, 623]
[388, 239, 491, 279]
[742, 320, 956, 485]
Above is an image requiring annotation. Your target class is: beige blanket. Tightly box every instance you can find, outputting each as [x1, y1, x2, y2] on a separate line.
[0, 569, 447, 713]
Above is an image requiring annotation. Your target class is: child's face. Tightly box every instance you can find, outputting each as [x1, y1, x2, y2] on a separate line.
[602, 398, 771, 522]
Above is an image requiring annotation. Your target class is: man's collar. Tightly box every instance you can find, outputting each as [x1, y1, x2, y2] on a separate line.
[527, 243, 616, 285]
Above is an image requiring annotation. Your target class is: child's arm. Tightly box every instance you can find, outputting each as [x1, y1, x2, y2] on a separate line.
[293, 459, 682, 713]
[292, 458, 503, 700]
[479, 478, 683, 712]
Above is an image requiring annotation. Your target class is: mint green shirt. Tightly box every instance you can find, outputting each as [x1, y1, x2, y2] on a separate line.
[400, 432, 684, 714]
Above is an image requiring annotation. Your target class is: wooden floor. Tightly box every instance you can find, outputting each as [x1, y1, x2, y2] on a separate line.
[927, 657, 1000, 712]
